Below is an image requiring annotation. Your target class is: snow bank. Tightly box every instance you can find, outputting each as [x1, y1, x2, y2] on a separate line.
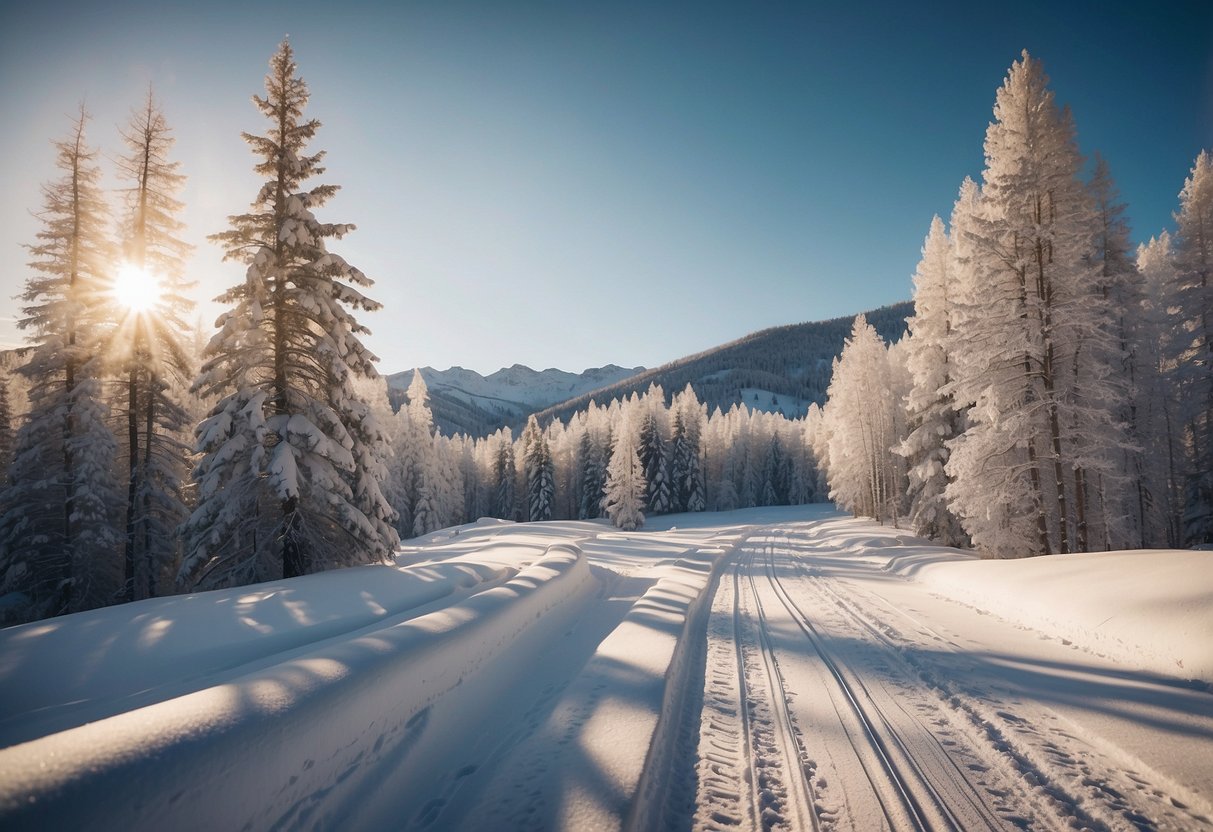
[0, 544, 595, 832]
[890, 547, 1213, 685]
[0, 559, 512, 747]
[546, 540, 736, 831]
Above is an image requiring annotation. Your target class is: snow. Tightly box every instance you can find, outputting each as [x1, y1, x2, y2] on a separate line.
[386, 363, 644, 413]
[885, 542, 1213, 684]
[1, 506, 1210, 830]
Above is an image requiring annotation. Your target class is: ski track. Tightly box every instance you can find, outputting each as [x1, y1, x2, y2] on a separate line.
[691, 526, 1213, 832]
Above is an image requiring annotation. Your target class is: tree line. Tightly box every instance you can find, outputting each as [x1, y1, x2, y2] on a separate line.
[380, 372, 822, 545]
[815, 51, 1211, 556]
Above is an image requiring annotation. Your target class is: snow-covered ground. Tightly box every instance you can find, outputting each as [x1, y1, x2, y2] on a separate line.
[1, 506, 1210, 831]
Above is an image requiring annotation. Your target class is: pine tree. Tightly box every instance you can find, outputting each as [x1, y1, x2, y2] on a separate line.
[602, 418, 645, 531]
[575, 430, 597, 519]
[182, 41, 397, 588]
[946, 52, 1128, 556]
[898, 216, 967, 546]
[1136, 233, 1185, 545]
[637, 411, 671, 514]
[670, 406, 706, 513]
[760, 433, 785, 506]
[0, 369, 13, 476]
[522, 415, 555, 521]
[1169, 150, 1213, 543]
[492, 431, 517, 521]
[1086, 155, 1147, 548]
[111, 88, 196, 599]
[0, 108, 123, 621]
[821, 317, 907, 523]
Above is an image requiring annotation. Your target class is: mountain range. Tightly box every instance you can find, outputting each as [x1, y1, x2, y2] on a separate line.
[384, 363, 643, 437]
[388, 301, 913, 437]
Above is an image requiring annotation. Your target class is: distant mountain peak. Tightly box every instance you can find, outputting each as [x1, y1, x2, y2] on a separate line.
[383, 303, 910, 438]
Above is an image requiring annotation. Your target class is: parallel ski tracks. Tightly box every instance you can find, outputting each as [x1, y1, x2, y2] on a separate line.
[735, 549, 822, 832]
[750, 535, 983, 832]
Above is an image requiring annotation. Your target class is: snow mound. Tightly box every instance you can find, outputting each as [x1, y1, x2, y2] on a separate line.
[891, 547, 1213, 685]
[0, 544, 595, 831]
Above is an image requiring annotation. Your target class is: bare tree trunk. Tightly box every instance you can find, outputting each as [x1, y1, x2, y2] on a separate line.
[123, 367, 138, 601]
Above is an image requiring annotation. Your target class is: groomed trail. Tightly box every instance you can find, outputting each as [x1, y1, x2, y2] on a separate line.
[690, 524, 1213, 832]
[1, 506, 1210, 831]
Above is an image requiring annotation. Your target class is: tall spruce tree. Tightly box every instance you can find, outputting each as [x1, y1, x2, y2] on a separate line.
[899, 216, 967, 546]
[112, 88, 196, 599]
[602, 418, 645, 531]
[1136, 233, 1185, 545]
[946, 52, 1128, 556]
[0, 108, 123, 621]
[182, 41, 397, 588]
[637, 411, 671, 515]
[522, 415, 555, 521]
[1169, 150, 1213, 543]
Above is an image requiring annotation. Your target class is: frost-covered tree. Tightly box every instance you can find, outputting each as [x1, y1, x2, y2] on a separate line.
[1169, 150, 1213, 543]
[1137, 233, 1185, 545]
[670, 404, 705, 513]
[388, 370, 437, 537]
[182, 41, 397, 587]
[492, 430, 518, 521]
[1085, 155, 1147, 548]
[637, 411, 671, 515]
[111, 88, 196, 599]
[602, 418, 645, 531]
[522, 415, 554, 521]
[0, 108, 123, 621]
[821, 316, 906, 524]
[898, 216, 967, 546]
[946, 52, 1128, 556]
[576, 425, 605, 520]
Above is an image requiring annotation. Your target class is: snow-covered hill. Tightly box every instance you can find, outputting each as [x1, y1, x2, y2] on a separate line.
[534, 300, 913, 428]
[384, 363, 643, 436]
[2, 507, 1210, 831]
[382, 302, 912, 438]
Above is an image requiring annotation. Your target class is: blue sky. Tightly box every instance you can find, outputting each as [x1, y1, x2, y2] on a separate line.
[1, 1, 1210, 375]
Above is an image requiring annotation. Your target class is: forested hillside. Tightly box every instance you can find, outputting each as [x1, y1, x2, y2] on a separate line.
[534, 301, 912, 428]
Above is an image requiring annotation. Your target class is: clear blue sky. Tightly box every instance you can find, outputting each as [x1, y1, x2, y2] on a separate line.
[1, 1, 1210, 375]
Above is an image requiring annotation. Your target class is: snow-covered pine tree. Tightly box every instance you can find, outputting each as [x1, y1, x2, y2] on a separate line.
[602, 418, 645, 531]
[492, 430, 517, 521]
[946, 52, 1128, 556]
[821, 316, 904, 523]
[112, 88, 196, 600]
[898, 216, 967, 546]
[637, 411, 671, 515]
[1169, 150, 1213, 543]
[388, 369, 438, 537]
[0, 108, 123, 621]
[411, 465, 442, 537]
[183, 41, 397, 587]
[759, 432, 785, 506]
[1136, 233, 1185, 545]
[522, 415, 555, 521]
[576, 427, 603, 519]
[1085, 155, 1148, 548]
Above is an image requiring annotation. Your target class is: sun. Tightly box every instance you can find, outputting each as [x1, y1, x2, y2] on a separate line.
[112, 262, 163, 314]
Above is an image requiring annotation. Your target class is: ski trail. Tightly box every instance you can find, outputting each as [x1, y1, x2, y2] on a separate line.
[780, 526, 1213, 831]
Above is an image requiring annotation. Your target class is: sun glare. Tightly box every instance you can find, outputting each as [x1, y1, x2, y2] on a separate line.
[113, 263, 163, 314]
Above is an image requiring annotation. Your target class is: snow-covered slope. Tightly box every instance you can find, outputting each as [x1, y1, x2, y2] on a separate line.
[2, 507, 1210, 831]
[384, 363, 643, 436]
[535, 301, 912, 427]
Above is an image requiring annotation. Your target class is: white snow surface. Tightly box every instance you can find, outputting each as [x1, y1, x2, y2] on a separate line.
[0, 506, 1210, 831]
